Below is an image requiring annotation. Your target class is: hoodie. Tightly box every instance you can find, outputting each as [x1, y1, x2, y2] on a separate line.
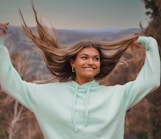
[0, 36, 160, 139]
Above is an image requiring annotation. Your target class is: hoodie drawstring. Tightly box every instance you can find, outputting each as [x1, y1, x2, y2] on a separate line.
[72, 86, 78, 132]
[84, 85, 91, 126]
[72, 83, 91, 132]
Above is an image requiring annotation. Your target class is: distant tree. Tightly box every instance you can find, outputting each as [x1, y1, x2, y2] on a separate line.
[142, 0, 161, 45]
[143, 0, 161, 17]
[141, 0, 161, 139]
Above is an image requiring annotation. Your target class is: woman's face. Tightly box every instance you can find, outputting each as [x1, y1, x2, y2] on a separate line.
[70, 47, 101, 85]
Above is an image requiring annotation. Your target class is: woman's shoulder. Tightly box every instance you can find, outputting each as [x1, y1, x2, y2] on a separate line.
[32, 81, 70, 94]
[36, 80, 74, 88]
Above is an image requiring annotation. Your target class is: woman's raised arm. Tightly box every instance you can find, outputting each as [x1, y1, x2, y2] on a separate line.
[123, 36, 160, 110]
[0, 23, 36, 112]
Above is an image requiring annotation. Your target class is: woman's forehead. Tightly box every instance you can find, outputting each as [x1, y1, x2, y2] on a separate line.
[77, 47, 100, 56]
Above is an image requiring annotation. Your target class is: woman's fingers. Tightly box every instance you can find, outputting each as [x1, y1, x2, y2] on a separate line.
[0, 22, 9, 37]
[0, 22, 9, 30]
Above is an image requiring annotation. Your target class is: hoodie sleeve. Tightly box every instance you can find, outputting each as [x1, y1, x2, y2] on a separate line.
[0, 38, 36, 111]
[123, 36, 160, 110]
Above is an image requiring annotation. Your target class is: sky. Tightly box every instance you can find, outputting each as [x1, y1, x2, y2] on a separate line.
[0, 0, 149, 30]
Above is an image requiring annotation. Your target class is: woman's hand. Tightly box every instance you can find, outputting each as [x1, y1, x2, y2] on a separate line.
[0, 22, 9, 37]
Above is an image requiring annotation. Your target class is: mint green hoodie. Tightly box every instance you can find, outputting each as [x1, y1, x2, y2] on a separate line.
[0, 36, 160, 139]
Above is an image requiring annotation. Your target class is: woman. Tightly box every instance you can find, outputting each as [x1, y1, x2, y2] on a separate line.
[0, 6, 160, 139]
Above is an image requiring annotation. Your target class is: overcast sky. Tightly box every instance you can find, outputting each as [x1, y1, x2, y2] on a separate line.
[0, 0, 149, 29]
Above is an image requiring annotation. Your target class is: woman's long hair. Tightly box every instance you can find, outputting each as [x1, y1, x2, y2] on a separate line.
[19, 4, 139, 82]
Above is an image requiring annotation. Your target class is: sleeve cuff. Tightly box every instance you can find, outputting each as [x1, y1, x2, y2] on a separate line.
[137, 36, 151, 50]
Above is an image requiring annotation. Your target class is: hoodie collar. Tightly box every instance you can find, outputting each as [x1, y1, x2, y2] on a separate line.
[70, 80, 98, 90]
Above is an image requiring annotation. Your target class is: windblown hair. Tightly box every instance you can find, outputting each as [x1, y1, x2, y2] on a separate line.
[19, 4, 139, 82]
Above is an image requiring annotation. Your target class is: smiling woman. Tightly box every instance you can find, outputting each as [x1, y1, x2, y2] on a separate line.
[0, 3, 160, 139]
[70, 46, 101, 85]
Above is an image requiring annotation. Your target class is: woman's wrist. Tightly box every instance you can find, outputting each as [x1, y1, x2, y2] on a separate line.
[137, 36, 151, 50]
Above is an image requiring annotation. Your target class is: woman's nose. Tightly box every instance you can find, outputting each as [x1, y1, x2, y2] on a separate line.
[88, 58, 94, 64]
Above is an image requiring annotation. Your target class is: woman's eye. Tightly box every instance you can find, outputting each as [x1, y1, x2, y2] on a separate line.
[81, 57, 87, 60]
[94, 57, 100, 61]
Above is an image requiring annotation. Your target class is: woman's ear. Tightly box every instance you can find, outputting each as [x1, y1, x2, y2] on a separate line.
[70, 59, 76, 72]
[70, 59, 75, 67]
